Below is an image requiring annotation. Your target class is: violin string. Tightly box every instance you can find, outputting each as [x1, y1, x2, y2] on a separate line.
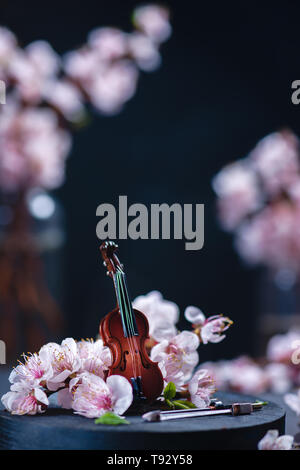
[120, 269, 142, 382]
[117, 269, 138, 379]
[122, 272, 142, 380]
[119, 269, 142, 380]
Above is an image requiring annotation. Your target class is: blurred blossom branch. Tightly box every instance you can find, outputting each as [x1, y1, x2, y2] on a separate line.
[0, 5, 172, 359]
[212, 130, 300, 280]
[0, 4, 172, 192]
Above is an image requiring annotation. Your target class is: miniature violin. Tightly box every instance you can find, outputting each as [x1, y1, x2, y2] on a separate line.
[99, 241, 164, 402]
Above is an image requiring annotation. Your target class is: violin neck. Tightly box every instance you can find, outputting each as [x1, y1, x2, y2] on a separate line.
[112, 269, 139, 338]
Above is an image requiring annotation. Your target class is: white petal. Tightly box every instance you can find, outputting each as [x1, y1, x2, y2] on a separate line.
[107, 375, 133, 415]
[258, 430, 278, 450]
[61, 337, 77, 355]
[184, 306, 206, 325]
[57, 388, 73, 409]
[151, 321, 177, 342]
[174, 331, 199, 352]
[34, 388, 49, 406]
[275, 435, 294, 450]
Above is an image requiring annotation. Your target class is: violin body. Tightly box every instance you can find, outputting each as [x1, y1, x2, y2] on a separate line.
[100, 306, 164, 402]
[99, 241, 164, 402]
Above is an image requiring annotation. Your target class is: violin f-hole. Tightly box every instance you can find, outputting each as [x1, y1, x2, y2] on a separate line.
[120, 350, 129, 372]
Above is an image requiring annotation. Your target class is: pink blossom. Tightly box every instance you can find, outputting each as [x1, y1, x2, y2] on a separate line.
[40, 338, 81, 391]
[184, 306, 206, 326]
[8, 41, 60, 103]
[267, 329, 300, 364]
[63, 47, 100, 84]
[43, 79, 84, 121]
[212, 160, 262, 230]
[88, 27, 128, 62]
[0, 102, 71, 191]
[235, 202, 300, 271]
[26, 40, 60, 79]
[77, 338, 112, 378]
[72, 372, 133, 418]
[188, 369, 215, 408]
[184, 306, 232, 344]
[133, 5, 172, 43]
[251, 130, 300, 196]
[128, 33, 161, 72]
[0, 27, 17, 66]
[226, 358, 269, 394]
[133, 291, 179, 342]
[87, 61, 138, 115]
[265, 363, 292, 394]
[199, 357, 270, 394]
[9, 350, 53, 388]
[284, 389, 300, 416]
[200, 315, 233, 344]
[1, 384, 49, 415]
[150, 331, 199, 389]
[258, 430, 294, 450]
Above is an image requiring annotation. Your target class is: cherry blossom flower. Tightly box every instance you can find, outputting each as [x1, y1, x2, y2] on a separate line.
[251, 130, 300, 196]
[199, 357, 270, 394]
[8, 40, 60, 104]
[1, 384, 49, 415]
[213, 130, 300, 272]
[188, 369, 215, 408]
[258, 430, 294, 450]
[43, 79, 84, 121]
[128, 33, 161, 72]
[0, 102, 71, 192]
[77, 338, 112, 378]
[212, 160, 262, 231]
[184, 306, 232, 344]
[87, 27, 128, 62]
[267, 329, 300, 364]
[87, 61, 139, 115]
[9, 350, 53, 388]
[150, 331, 199, 389]
[235, 202, 300, 271]
[265, 363, 292, 394]
[0, 27, 17, 71]
[133, 290, 179, 342]
[72, 372, 133, 418]
[133, 5, 172, 44]
[284, 389, 300, 416]
[200, 316, 233, 344]
[63, 47, 99, 84]
[40, 338, 81, 391]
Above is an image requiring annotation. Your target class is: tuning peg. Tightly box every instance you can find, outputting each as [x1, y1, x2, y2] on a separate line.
[106, 271, 110, 277]
[103, 261, 106, 266]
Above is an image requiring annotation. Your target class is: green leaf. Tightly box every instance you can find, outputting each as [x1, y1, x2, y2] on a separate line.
[163, 382, 176, 400]
[173, 400, 197, 409]
[94, 412, 130, 426]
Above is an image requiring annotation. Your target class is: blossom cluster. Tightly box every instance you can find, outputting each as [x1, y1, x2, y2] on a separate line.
[198, 328, 300, 395]
[1, 338, 134, 419]
[213, 130, 300, 273]
[1, 291, 232, 417]
[0, 4, 171, 192]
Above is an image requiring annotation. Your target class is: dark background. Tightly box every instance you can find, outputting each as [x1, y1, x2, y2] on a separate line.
[1, 0, 299, 361]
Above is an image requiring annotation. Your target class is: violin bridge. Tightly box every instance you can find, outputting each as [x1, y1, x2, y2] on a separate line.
[131, 376, 143, 399]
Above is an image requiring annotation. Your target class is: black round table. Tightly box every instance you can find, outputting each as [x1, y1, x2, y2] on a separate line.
[0, 391, 285, 450]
